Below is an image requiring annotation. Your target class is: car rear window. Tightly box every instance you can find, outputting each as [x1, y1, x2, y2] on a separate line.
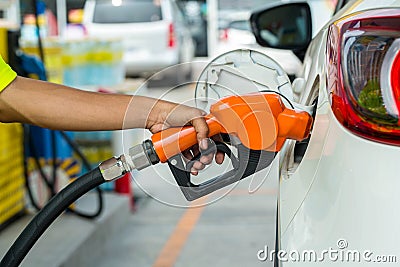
[93, 0, 163, 24]
[228, 20, 251, 31]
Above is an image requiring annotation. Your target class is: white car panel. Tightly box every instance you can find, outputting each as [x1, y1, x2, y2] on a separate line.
[282, 107, 400, 266]
[277, 0, 400, 265]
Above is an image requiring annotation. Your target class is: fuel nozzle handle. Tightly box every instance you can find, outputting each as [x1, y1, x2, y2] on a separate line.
[120, 92, 313, 201]
[147, 92, 313, 164]
[151, 116, 223, 163]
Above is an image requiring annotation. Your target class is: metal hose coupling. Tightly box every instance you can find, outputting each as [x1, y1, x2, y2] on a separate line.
[127, 140, 160, 170]
[99, 140, 160, 182]
[99, 155, 131, 181]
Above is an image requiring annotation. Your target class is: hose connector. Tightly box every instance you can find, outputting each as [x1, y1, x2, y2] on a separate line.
[126, 140, 160, 171]
[100, 140, 160, 181]
[99, 156, 130, 181]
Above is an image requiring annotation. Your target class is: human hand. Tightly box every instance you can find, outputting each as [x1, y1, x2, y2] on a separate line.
[146, 99, 224, 175]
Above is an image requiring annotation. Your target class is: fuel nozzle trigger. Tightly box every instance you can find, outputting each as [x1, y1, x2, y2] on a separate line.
[184, 139, 238, 174]
[167, 140, 276, 201]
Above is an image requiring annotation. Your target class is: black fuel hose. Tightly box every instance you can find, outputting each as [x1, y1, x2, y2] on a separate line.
[58, 130, 104, 219]
[23, 126, 104, 219]
[0, 167, 105, 267]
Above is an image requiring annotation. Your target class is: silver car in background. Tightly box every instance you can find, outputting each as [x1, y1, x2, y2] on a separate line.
[83, 0, 195, 78]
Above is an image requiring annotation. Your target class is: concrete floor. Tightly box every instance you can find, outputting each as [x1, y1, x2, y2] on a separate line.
[91, 172, 277, 267]
[90, 73, 278, 267]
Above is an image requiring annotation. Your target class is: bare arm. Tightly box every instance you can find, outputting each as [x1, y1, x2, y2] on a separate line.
[0, 76, 140, 131]
[0, 76, 222, 174]
[0, 76, 207, 133]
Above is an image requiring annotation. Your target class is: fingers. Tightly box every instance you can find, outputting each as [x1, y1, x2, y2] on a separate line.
[191, 116, 209, 145]
[182, 145, 205, 176]
[190, 160, 205, 176]
[211, 134, 225, 164]
[215, 151, 225, 165]
[200, 153, 213, 165]
[189, 140, 219, 175]
[190, 152, 223, 175]
[188, 146, 212, 175]
[190, 113, 210, 175]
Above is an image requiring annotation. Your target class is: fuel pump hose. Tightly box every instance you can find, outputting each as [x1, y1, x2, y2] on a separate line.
[0, 156, 129, 267]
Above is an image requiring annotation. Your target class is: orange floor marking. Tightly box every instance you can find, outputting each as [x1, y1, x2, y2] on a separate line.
[152, 197, 207, 267]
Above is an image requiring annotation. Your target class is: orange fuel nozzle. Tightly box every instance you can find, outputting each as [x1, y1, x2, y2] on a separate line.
[151, 92, 313, 163]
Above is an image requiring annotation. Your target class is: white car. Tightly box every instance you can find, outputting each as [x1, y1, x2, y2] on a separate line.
[83, 0, 194, 78]
[251, 0, 400, 265]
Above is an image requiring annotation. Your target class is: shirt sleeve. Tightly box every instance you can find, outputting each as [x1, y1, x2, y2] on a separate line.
[0, 55, 17, 93]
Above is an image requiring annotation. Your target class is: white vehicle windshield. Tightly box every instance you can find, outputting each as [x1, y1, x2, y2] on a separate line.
[93, 0, 163, 24]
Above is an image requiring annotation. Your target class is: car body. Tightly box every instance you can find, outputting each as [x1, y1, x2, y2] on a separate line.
[83, 0, 194, 77]
[251, 0, 400, 265]
[217, 1, 335, 78]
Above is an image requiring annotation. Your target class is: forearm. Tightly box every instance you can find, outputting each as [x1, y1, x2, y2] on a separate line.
[0, 76, 157, 131]
[0, 76, 213, 172]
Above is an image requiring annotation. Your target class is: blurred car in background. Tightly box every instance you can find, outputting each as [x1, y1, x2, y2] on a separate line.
[180, 0, 207, 57]
[217, 0, 336, 79]
[251, 0, 400, 265]
[219, 18, 254, 46]
[83, 0, 194, 78]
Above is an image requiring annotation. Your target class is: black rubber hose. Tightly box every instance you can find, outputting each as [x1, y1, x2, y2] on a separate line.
[58, 131, 104, 219]
[0, 167, 105, 267]
[23, 125, 104, 219]
[23, 125, 54, 211]
[32, 0, 47, 79]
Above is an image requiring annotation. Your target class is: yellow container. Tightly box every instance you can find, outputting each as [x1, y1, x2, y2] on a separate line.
[0, 123, 25, 228]
[0, 27, 8, 62]
[21, 38, 64, 84]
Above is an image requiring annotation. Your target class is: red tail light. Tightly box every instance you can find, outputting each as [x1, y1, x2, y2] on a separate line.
[220, 28, 229, 41]
[327, 9, 400, 145]
[168, 23, 176, 48]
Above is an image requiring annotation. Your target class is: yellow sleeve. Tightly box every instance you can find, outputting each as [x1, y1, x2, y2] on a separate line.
[0, 55, 17, 92]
